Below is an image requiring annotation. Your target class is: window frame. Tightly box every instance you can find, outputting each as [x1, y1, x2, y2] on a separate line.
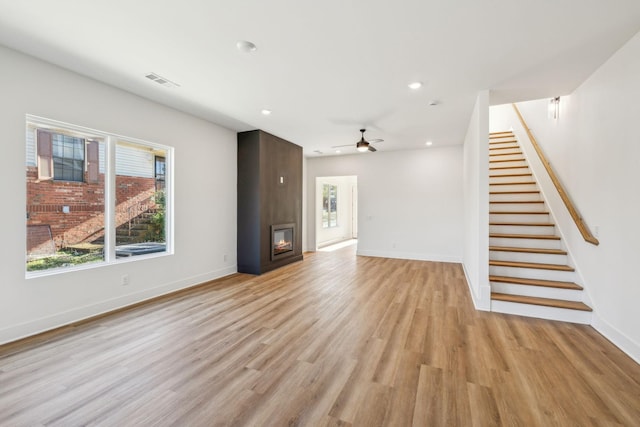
[25, 115, 174, 278]
[322, 183, 338, 228]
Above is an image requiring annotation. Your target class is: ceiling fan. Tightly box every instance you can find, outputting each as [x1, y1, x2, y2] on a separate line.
[332, 129, 383, 152]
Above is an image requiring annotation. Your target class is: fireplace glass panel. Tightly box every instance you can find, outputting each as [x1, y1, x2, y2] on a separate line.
[273, 228, 293, 256]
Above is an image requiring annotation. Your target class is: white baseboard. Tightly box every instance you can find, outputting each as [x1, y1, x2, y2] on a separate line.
[0, 266, 237, 346]
[462, 263, 491, 311]
[356, 249, 461, 264]
[592, 313, 640, 364]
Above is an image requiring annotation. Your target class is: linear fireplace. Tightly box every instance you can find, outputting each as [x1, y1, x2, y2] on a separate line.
[271, 223, 295, 260]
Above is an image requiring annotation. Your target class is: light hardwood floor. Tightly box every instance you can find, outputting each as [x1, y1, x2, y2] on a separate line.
[1, 245, 639, 426]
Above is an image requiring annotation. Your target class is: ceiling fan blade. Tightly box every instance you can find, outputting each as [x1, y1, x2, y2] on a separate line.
[368, 138, 384, 143]
[368, 145, 377, 152]
[331, 144, 355, 148]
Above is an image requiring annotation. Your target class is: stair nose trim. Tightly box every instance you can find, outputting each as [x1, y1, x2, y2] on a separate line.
[489, 233, 561, 240]
[491, 292, 592, 311]
[489, 260, 574, 271]
[490, 212, 549, 216]
[489, 275, 582, 290]
[490, 201, 545, 204]
[489, 246, 567, 255]
[490, 191, 540, 195]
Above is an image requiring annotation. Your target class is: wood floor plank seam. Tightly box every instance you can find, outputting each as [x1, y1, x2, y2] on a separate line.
[0, 245, 637, 426]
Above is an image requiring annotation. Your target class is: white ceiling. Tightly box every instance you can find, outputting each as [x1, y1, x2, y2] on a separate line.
[1, 1, 639, 156]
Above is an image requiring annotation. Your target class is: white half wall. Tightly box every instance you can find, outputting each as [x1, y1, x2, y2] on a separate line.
[462, 91, 491, 310]
[490, 30, 640, 362]
[306, 147, 464, 263]
[0, 45, 237, 344]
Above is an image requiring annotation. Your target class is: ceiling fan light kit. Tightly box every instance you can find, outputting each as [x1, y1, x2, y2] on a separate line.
[356, 129, 378, 152]
[330, 129, 381, 152]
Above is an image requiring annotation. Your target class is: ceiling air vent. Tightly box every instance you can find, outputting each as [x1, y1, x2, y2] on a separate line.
[145, 72, 180, 88]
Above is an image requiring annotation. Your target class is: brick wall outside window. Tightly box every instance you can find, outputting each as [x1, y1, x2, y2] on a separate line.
[26, 166, 156, 253]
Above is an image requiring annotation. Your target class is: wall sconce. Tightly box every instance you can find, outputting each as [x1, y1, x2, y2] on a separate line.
[548, 96, 560, 120]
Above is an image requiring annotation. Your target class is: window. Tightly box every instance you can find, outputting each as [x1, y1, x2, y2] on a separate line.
[53, 133, 84, 181]
[155, 155, 166, 191]
[26, 116, 172, 275]
[322, 184, 338, 228]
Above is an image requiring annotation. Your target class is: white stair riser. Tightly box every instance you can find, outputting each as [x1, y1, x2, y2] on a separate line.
[491, 283, 583, 301]
[490, 251, 568, 265]
[490, 236, 562, 249]
[490, 224, 554, 234]
[489, 213, 550, 223]
[490, 193, 542, 202]
[489, 159, 527, 168]
[489, 203, 546, 213]
[490, 183, 538, 192]
[489, 150, 521, 158]
[489, 168, 530, 176]
[490, 175, 533, 184]
[489, 265, 575, 282]
[491, 300, 592, 324]
[489, 153, 524, 161]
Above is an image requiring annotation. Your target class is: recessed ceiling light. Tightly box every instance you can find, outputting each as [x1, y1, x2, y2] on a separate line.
[408, 81, 423, 90]
[261, 109, 272, 116]
[236, 40, 257, 53]
[335, 150, 341, 154]
[426, 141, 433, 146]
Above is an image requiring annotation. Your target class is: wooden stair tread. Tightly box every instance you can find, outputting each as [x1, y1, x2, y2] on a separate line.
[489, 246, 566, 255]
[489, 233, 560, 240]
[489, 260, 574, 271]
[489, 275, 582, 290]
[491, 293, 591, 311]
[490, 181, 536, 186]
[490, 190, 540, 194]
[489, 173, 532, 178]
[490, 165, 529, 170]
[490, 131, 514, 135]
[489, 140, 517, 145]
[489, 146, 520, 152]
[490, 151, 523, 156]
[490, 222, 553, 226]
[490, 158, 526, 163]
[490, 211, 549, 214]
[490, 200, 544, 204]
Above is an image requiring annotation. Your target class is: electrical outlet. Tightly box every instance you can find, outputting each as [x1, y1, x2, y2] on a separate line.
[121, 274, 129, 286]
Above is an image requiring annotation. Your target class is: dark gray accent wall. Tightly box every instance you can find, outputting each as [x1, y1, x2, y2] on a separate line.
[237, 130, 303, 274]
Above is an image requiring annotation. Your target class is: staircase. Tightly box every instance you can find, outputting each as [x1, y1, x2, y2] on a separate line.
[91, 209, 160, 245]
[488, 131, 592, 323]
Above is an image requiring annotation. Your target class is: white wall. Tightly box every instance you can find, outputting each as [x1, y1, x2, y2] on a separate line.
[306, 148, 464, 262]
[0, 45, 237, 344]
[462, 91, 490, 310]
[490, 30, 640, 361]
[315, 175, 356, 248]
